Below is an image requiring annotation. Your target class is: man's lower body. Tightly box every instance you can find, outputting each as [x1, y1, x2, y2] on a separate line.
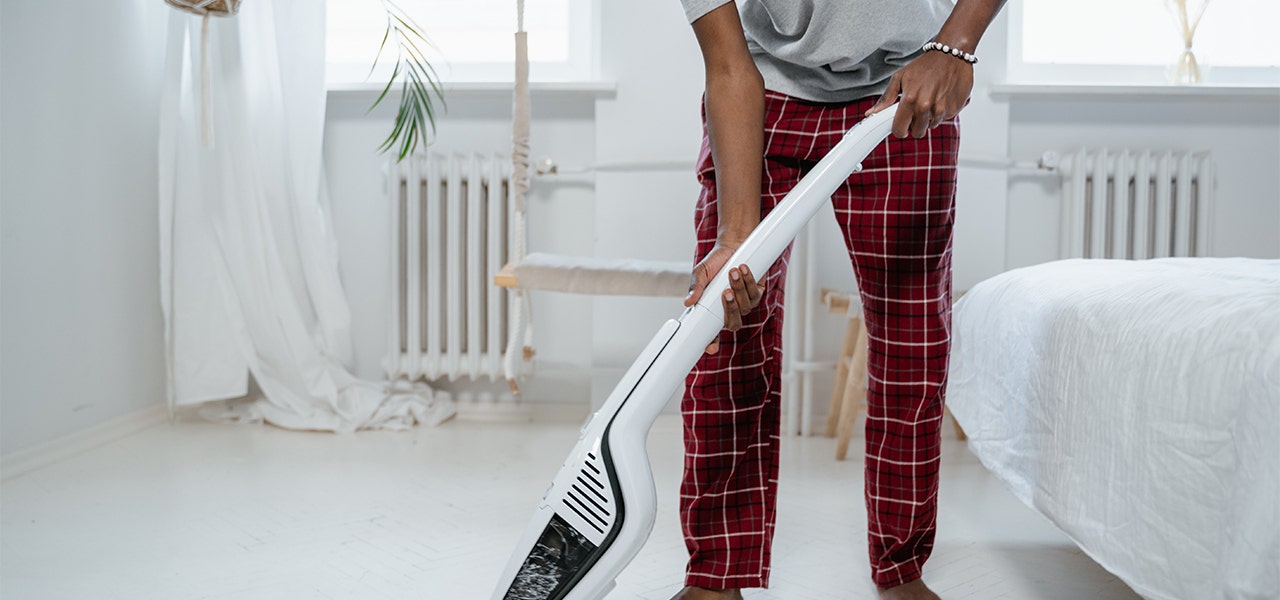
[679, 90, 959, 593]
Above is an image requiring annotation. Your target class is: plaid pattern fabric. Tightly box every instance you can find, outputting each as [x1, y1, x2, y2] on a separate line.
[681, 90, 959, 590]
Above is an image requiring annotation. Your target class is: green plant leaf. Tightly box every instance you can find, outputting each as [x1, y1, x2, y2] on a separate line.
[398, 116, 417, 162]
[371, 0, 446, 161]
[391, 13, 429, 45]
[402, 50, 445, 132]
[368, 21, 392, 79]
[368, 59, 401, 114]
[403, 42, 446, 101]
[378, 81, 413, 152]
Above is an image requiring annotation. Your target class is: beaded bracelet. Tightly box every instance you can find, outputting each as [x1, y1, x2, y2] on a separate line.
[922, 41, 978, 64]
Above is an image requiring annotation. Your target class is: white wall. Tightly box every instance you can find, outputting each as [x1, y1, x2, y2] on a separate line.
[0, 0, 169, 454]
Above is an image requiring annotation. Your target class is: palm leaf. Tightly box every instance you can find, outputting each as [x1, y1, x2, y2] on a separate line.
[371, 0, 446, 161]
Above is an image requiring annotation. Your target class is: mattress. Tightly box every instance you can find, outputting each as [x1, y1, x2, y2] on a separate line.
[946, 258, 1280, 600]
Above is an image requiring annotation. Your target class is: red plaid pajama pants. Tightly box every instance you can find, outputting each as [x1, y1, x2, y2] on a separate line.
[681, 90, 959, 590]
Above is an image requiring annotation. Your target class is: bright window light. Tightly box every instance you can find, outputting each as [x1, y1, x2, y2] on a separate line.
[1023, 0, 1279, 67]
[326, 0, 592, 85]
[1013, 0, 1280, 83]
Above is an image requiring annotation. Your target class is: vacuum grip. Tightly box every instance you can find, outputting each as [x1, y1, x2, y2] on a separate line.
[694, 105, 898, 322]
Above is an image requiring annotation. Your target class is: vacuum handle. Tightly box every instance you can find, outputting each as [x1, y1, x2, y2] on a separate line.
[693, 105, 898, 321]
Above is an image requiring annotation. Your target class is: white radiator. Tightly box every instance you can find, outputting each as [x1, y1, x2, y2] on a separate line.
[383, 153, 513, 382]
[1060, 149, 1215, 259]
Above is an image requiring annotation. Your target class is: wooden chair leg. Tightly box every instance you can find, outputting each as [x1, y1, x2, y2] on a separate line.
[835, 323, 869, 461]
[826, 317, 861, 438]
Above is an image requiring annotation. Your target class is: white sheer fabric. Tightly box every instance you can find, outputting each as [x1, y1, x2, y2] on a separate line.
[158, 1, 454, 431]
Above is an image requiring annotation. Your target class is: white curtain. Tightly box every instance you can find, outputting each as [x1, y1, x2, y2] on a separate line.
[158, 1, 454, 431]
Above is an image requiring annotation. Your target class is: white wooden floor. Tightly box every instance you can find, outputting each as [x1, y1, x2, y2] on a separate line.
[0, 410, 1140, 600]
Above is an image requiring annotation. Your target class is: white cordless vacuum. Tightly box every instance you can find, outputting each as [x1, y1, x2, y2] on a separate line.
[491, 105, 900, 600]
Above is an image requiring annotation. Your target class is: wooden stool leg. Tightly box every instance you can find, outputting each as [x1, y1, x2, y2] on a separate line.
[826, 317, 861, 437]
[947, 407, 967, 441]
[835, 323, 869, 461]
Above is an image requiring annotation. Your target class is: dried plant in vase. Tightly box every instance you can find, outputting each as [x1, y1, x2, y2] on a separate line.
[1166, 0, 1210, 84]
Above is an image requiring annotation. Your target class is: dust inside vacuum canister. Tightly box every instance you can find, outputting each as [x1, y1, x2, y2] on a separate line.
[502, 514, 598, 599]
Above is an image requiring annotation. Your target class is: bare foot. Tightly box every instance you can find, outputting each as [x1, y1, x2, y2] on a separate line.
[878, 579, 940, 600]
[668, 586, 743, 600]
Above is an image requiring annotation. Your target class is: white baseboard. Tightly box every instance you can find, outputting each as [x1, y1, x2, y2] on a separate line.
[1, 403, 170, 482]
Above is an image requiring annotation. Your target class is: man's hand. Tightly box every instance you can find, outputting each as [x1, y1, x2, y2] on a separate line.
[865, 49, 973, 139]
[866, 0, 1004, 136]
[688, 2, 768, 355]
[684, 242, 765, 355]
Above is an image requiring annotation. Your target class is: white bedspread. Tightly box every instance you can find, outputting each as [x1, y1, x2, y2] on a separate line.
[947, 258, 1280, 600]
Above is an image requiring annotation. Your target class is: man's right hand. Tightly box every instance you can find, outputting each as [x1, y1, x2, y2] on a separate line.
[685, 242, 765, 355]
[687, 3, 768, 356]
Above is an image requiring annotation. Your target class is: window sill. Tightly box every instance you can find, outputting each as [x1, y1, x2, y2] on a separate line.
[988, 81, 1280, 101]
[326, 80, 618, 99]
[988, 82, 1280, 101]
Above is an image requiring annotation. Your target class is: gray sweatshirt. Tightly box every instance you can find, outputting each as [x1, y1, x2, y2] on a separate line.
[680, 0, 956, 102]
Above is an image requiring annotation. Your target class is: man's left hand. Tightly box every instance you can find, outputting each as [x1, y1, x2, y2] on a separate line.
[866, 50, 973, 138]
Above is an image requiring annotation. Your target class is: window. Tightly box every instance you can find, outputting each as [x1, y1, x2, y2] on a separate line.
[326, 0, 595, 86]
[1010, 0, 1280, 84]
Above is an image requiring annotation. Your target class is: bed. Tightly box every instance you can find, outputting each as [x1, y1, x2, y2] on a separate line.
[946, 257, 1280, 600]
